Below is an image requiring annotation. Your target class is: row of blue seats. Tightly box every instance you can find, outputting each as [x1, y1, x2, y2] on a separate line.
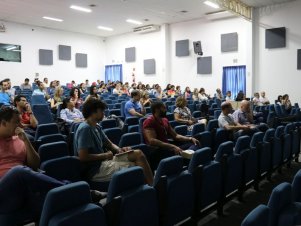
[242, 169, 301, 226]
[24, 125, 300, 226]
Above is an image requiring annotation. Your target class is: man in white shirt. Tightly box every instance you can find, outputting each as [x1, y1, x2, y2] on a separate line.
[259, 91, 270, 105]
[43, 77, 49, 88]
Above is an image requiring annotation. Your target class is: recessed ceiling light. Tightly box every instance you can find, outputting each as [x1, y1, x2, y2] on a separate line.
[126, 19, 143, 25]
[180, 10, 188, 13]
[70, 5, 92, 13]
[43, 16, 63, 22]
[97, 26, 113, 31]
[204, 1, 220, 9]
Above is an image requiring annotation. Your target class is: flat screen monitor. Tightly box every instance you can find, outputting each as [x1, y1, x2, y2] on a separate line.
[0, 43, 21, 62]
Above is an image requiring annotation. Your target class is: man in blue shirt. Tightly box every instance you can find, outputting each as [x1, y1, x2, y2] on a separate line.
[0, 80, 11, 106]
[124, 90, 145, 118]
[74, 98, 153, 185]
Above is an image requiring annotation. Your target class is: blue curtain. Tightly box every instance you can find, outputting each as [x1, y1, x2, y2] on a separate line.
[222, 65, 246, 99]
[105, 64, 123, 83]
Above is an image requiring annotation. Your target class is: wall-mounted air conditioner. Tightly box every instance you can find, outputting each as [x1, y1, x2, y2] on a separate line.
[204, 10, 235, 20]
[133, 25, 160, 34]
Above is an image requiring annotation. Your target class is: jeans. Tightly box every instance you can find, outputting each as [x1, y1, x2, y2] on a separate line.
[0, 166, 64, 216]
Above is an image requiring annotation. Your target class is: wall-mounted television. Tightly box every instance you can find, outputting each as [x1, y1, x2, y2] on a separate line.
[0, 43, 21, 62]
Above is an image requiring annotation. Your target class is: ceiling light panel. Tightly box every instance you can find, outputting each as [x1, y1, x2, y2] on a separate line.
[43, 16, 63, 22]
[204, 1, 220, 9]
[126, 19, 143, 25]
[70, 5, 92, 13]
[97, 26, 113, 31]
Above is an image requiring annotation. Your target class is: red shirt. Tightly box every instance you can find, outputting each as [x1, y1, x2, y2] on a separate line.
[0, 136, 26, 178]
[143, 115, 172, 144]
[21, 112, 31, 125]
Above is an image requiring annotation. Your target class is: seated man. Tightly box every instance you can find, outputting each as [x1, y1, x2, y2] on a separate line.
[218, 102, 252, 139]
[143, 101, 200, 167]
[0, 80, 11, 106]
[20, 78, 32, 90]
[32, 81, 49, 100]
[14, 95, 38, 141]
[232, 100, 268, 132]
[124, 90, 145, 118]
[0, 106, 65, 217]
[60, 97, 84, 125]
[74, 98, 153, 185]
[259, 91, 270, 105]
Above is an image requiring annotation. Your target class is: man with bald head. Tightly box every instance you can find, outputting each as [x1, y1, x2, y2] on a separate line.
[233, 100, 268, 132]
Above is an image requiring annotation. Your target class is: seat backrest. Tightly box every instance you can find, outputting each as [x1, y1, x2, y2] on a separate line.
[193, 131, 212, 148]
[100, 119, 117, 129]
[31, 95, 47, 105]
[292, 169, 301, 202]
[120, 101, 127, 117]
[214, 110, 222, 119]
[124, 116, 139, 126]
[166, 112, 174, 121]
[234, 135, 251, 154]
[250, 132, 264, 149]
[119, 132, 141, 147]
[188, 147, 212, 172]
[103, 128, 123, 146]
[241, 204, 270, 226]
[41, 156, 81, 182]
[107, 166, 145, 202]
[191, 123, 206, 136]
[39, 181, 107, 226]
[263, 128, 275, 142]
[35, 123, 60, 141]
[32, 104, 54, 124]
[284, 123, 294, 134]
[267, 182, 293, 226]
[174, 125, 188, 136]
[109, 109, 121, 116]
[192, 111, 202, 118]
[274, 125, 285, 139]
[39, 141, 69, 163]
[274, 104, 283, 116]
[153, 156, 183, 186]
[215, 141, 234, 162]
[207, 119, 218, 132]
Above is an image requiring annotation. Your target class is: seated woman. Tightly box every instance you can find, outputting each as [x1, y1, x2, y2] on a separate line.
[112, 83, 123, 96]
[140, 91, 152, 107]
[252, 92, 262, 106]
[98, 84, 109, 94]
[49, 86, 64, 114]
[155, 86, 167, 100]
[47, 81, 57, 96]
[60, 97, 84, 125]
[167, 85, 176, 97]
[174, 96, 206, 133]
[214, 88, 224, 100]
[184, 86, 191, 99]
[236, 90, 245, 101]
[276, 95, 283, 105]
[281, 94, 292, 114]
[79, 83, 86, 95]
[69, 87, 83, 109]
[175, 86, 181, 96]
[192, 88, 199, 101]
[121, 84, 130, 96]
[84, 85, 100, 103]
[198, 88, 209, 102]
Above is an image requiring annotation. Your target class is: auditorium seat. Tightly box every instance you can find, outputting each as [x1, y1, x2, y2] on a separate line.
[154, 156, 194, 226]
[241, 204, 270, 226]
[39, 181, 107, 226]
[105, 167, 158, 226]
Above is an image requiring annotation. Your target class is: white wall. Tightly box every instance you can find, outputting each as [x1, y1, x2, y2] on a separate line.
[104, 24, 169, 86]
[169, 17, 252, 97]
[254, 0, 301, 104]
[0, 21, 106, 86]
[105, 16, 253, 97]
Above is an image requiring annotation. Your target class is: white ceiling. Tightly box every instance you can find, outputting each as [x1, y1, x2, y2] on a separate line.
[0, 0, 295, 37]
